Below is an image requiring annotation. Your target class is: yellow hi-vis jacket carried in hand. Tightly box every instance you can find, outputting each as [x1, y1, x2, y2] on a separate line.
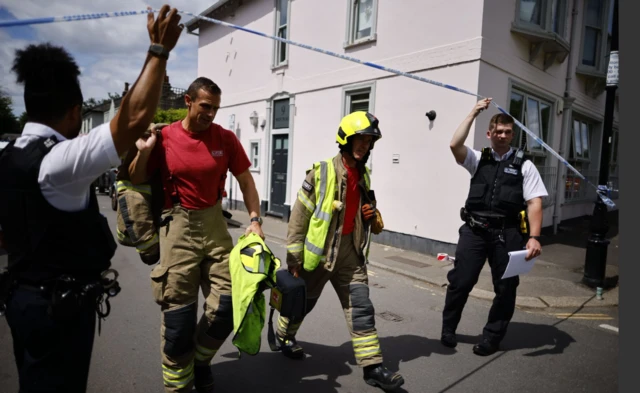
[229, 233, 281, 355]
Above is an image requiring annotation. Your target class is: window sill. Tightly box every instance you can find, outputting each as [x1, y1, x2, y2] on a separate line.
[271, 62, 289, 72]
[344, 34, 377, 50]
[576, 65, 607, 98]
[511, 22, 570, 70]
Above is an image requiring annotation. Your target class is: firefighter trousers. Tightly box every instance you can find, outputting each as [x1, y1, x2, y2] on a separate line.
[150, 202, 234, 393]
[277, 232, 383, 367]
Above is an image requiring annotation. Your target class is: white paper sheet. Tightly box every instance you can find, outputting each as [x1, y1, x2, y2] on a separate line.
[501, 250, 537, 279]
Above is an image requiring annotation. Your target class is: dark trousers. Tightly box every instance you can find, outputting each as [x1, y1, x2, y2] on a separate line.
[6, 286, 97, 393]
[442, 224, 524, 344]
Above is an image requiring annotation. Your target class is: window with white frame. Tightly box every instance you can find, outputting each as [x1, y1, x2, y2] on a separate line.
[517, 0, 568, 37]
[508, 88, 556, 206]
[580, 0, 608, 70]
[346, 90, 371, 114]
[345, 0, 378, 47]
[273, 0, 289, 67]
[508, 89, 553, 167]
[565, 117, 597, 201]
[250, 140, 261, 171]
[343, 84, 375, 171]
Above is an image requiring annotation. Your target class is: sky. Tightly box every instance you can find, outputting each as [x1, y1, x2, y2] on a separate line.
[0, 0, 215, 116]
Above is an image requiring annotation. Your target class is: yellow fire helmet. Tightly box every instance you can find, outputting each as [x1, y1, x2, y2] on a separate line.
[336, 111, 382, 149]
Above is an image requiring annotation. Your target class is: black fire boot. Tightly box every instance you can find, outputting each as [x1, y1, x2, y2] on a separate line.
[194, 365, 215, 393]
[277, 336, 305, 360]
[363, 364, 405, 390]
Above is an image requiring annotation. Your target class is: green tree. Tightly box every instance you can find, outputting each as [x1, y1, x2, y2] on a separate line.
[154, 108, 187, 124]
[18, 111, 28, 131]
[0, 89, 19, 135]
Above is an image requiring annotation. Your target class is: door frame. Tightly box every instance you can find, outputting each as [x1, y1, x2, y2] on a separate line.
[268, 133, 289, 217]
[265, 93, 295, 220]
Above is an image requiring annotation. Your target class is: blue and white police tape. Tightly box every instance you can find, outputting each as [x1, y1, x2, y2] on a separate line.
[0, 10, 153, 28]
[0, 8, 615, 209]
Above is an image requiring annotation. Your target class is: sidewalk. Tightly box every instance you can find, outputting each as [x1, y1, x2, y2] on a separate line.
[229, 209, 619, 310]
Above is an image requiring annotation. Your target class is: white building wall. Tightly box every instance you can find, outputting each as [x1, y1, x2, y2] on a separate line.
[196, 0, 619, 250]
[202, 0, 485, 246]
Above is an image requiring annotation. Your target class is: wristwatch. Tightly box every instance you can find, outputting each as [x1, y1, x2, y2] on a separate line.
[530, 235, 541, 241]
[148, 43, 169, 60]
[250, 216, 263, 225]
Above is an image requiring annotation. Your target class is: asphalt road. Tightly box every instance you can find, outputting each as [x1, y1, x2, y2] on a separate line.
[0, 195, 619, 392]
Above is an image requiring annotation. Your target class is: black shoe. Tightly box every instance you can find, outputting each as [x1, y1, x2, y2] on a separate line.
[473, 338, 499, 356]
[277, 336, 305, 360]
[441, 331, 457, 348]
[194, 365, 215, 393]
[363, 364, 405, 391]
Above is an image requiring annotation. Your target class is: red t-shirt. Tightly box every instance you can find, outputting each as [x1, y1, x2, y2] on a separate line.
[147, 121, 251, 210]
[342, 165, 361, 235]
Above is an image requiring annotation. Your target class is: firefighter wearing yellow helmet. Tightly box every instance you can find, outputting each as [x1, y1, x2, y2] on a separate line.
[275, 111, 404, 391]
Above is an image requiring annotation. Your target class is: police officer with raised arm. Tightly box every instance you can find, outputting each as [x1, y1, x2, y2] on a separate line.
[441, 98, 547, 356]
[0, 6, 183, 392]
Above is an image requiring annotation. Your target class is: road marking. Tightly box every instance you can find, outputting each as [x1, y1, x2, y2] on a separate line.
[599, 324, 619, 333]
[552, 313, 610, 317]
[412, 284, 438, 295]
[367, 270, 377, 276]
[551, 313, 613, 320]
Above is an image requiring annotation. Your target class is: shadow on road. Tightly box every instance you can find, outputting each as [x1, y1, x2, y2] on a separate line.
[442, 322, 575, 357]
[501, 322, 576, 356]
[205, 334, 454, 392]
[436, 322, 576, 392]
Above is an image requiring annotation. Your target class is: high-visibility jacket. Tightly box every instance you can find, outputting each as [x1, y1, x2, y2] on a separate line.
[229, 233, 280, 355]
[295, 155, 371, 272]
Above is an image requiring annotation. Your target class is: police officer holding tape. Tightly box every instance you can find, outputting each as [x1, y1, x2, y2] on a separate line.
[0, 5, 184, 392]
[441, 98, 548, 356]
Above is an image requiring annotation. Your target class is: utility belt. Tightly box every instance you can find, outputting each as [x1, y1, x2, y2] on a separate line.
[460, 208, 521, 230]
[0, 269, 121, 327]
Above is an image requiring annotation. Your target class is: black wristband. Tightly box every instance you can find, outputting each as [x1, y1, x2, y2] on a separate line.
[148, 43, 169, 59]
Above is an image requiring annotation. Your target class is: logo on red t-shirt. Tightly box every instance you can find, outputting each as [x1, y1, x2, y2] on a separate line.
[211, 150, 223, 157]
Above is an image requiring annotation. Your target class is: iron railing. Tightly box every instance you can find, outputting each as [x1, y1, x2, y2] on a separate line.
[158, 84, 186, 111]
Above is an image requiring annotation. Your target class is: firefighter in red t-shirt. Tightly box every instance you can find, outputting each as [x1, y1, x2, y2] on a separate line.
[277, 111, 404, 391]
[129, 77, 264, 393]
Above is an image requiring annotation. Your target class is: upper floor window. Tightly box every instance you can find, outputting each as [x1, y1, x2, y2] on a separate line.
[345, 0, 378, 48]
[273, 0, 289, 68]
[581, 0, 607, 69]
[518, 0, 568, 37]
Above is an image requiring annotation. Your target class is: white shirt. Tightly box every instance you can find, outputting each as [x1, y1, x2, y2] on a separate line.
[461, 146, 548, 202]
[13, 122, 121, 212]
